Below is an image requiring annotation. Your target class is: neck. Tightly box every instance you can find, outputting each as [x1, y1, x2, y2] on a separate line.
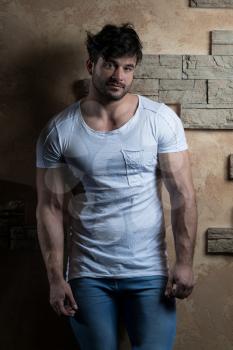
[83, 85, 132, 118]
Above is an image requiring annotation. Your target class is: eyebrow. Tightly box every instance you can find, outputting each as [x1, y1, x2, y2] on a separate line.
[105, 59, 136, 68]
[124, 64, 136, 68]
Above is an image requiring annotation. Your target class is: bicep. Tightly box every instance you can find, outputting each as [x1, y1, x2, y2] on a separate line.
[36, 167, 68, 211]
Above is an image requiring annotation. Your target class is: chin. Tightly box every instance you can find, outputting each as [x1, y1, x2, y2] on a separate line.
[108, 93, 125, 101]
[107, 90, 128, 101]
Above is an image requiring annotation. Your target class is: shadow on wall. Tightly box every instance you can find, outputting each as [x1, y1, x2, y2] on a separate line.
[0, 46, 87, 350]
[2, 44, 85, 130]
[0, 44, 85, 190]
[0, 180, 36, 225]
[1, 43, 88, 221]
[0, 250, 78, 350]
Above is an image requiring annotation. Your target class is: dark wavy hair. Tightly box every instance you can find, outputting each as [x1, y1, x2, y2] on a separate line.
[86, 23, 143, 64]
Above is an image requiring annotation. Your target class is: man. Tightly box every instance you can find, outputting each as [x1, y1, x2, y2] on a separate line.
[36, 23, 197, 350]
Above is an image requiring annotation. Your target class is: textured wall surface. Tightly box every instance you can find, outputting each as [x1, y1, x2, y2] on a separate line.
[190, 0, 233, 8]
[0, 1, 233, 350]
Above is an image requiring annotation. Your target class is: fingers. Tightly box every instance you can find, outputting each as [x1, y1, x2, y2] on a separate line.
[172, 283, 194, 299]
[51, 298, 77, 317]
[51, 298, 69, 316]
[53, 303, 61, 316]
[165, 278, 173, 298]
[165, 279, 194, 299]
[58, 300, 71, 316]
[165, 264, 195, 300]
[66, 285, 78, 312]
[50, 282, 78, 317]
[166, 282, 194, 299]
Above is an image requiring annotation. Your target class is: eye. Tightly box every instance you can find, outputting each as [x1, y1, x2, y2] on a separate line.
[104, 62, 114, 69]
[124, 66, 134, 72]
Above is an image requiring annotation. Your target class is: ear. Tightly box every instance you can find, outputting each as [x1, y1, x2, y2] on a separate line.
[86, 59, 94, 76]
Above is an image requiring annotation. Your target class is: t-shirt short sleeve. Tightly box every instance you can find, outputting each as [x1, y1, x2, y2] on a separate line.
[36, 120, 66, 168]
[157, 104, 188, 153]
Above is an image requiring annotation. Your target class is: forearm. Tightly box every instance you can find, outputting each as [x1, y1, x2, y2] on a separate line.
[170, 193, 197, 266]
[36, 206, 65, 284]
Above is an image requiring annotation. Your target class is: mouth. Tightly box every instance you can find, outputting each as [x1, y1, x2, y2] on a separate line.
[107, 83, 124, 88]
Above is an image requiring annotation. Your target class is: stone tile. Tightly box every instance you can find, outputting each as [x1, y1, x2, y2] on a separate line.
[208, 79, 233, 103]
[139, 55, 160, 65]
[159, 80, 206, 104]
[212, 30, 233, 54]
[190, 0, 233, 8]
[182, 103, 233, 108]
[159, 55, 182, 67]
[212, 45, 233, 55]
[160, 79, 196, 90]
[181, 107, 233, 128]
[212, 30, 233, 45]
[10, 239, 38, 250]
[10, 225, 36, 239]
[135, 55, 182, 79]
[142, 95, 159, 101]
[10, 226, 38, 250]
[131, 79, 159, 95]
[183, 55, 233, 79]
[229, 154, 233, 180]
[207, 228, 233, 253]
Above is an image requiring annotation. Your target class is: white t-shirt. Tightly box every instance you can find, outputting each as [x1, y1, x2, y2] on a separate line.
[36, 95, 188, 280]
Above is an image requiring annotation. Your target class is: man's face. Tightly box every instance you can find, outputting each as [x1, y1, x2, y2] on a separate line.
[90, 55, 137, 101]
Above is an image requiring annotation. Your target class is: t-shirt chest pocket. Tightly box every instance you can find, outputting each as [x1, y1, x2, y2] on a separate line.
[121, 148, 156, 186]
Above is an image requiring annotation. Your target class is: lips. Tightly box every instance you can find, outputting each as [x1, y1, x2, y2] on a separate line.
[107, 83, 124, 88]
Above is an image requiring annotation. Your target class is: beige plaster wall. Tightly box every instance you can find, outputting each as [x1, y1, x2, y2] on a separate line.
[1, 1, 233, 349]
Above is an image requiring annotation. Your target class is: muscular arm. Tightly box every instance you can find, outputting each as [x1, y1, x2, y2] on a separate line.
[159, 150, 197, 299]
[36, 168, 78, 315]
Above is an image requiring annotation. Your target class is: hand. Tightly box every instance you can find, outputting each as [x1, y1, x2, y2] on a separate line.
[165, 263, 194, 299]
[49, 279, 78, 316]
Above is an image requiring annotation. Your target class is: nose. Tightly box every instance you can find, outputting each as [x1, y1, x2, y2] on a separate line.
[112, 67, 124, 81]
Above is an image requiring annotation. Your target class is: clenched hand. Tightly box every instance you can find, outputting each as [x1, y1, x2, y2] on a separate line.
[49, 279, 78, 316]
[165, 263, 195, 299]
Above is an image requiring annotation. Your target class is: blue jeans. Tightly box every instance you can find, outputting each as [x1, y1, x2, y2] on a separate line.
[69, 275, 176, 350]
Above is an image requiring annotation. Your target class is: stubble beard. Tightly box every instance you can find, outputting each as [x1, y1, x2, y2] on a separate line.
[92, 75, 132, 102]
